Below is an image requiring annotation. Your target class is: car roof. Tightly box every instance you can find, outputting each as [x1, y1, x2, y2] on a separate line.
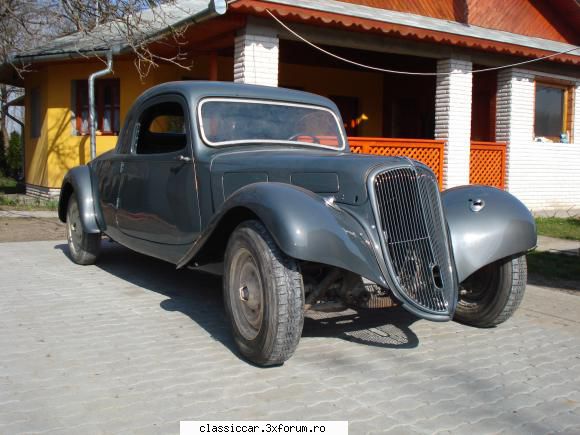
[134, 80, 337, 110]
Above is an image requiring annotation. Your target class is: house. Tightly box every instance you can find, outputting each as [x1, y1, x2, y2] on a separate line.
[1, 0, 579, 211]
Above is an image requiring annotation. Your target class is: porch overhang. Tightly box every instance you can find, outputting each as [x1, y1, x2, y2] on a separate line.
[230, 0, 580, 65]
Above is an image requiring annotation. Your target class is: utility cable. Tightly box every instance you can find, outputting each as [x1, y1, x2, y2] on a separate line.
[266, 9, 580, 76]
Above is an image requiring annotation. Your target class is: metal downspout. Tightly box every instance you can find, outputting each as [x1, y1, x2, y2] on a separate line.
[88, 51, 113, 160]
[83, 0, 225, 160]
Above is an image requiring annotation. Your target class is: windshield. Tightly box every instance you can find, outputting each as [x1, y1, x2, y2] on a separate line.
[199, 98, 345, 149]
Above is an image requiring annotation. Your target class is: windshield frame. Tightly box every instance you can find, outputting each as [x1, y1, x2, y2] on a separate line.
[197, 97, 346, 151]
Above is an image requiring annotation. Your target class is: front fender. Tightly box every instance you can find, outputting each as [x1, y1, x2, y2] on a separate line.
[58, 166, 103, 234]
[442, 185, 536, 282]
[177, 182, 387, 286]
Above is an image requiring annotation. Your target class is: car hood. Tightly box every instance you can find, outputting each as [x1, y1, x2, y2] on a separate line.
[208, 147, 416, 207]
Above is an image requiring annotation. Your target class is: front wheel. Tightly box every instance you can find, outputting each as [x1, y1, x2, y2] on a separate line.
[223, 220, 304, 366]
[66, 195, 101, 265]
[454, 255, 527, 327]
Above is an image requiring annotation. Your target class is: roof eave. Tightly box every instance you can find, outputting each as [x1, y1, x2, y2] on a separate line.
[231, 0, 580, 65]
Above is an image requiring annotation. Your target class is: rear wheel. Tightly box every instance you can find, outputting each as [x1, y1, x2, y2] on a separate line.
[223, 220, 304, 366]
[66, 195, 101, 265]
[454, 255, 527, 327]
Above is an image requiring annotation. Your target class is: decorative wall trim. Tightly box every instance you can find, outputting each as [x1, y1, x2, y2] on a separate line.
[25, 184, 61, 200]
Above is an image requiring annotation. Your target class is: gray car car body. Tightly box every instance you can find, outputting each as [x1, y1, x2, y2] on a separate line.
[59, 81, 536, 365]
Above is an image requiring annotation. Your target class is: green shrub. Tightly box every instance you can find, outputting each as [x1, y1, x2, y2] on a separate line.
[7, 131, 22, 178]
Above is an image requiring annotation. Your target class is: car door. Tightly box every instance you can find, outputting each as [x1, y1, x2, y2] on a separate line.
[115, 95, 201, 252]
[95, 110, 136, 230]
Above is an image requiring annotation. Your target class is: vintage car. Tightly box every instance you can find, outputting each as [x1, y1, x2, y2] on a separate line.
[59, 81, 536, 366]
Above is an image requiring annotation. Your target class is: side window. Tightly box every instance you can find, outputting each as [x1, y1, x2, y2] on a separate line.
[135, 101, 186, 154]
[73, 79, 120, 136]
[30, 87, 41, 139]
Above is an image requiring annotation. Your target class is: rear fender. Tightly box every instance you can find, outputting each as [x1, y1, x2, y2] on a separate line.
[58, 166, 103, 234]
[177, 182, 387, 286]
[442, 185, 536, 282]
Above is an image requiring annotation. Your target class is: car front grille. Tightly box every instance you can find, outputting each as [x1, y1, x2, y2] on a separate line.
[372, 166, 455, 314]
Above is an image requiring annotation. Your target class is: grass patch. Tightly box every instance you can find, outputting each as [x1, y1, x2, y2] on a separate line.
[0, 195, 17, 207]
[0, 195, 59, 211]
[0, 176, 20, 194]
[0, 177, 57, 210]
[0, 177, 58, 211]
[527, 251, 580, 282]
[535, 217, 580, 241]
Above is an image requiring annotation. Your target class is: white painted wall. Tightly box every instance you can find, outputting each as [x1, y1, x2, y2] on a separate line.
[509, 141, 580, 211]
[497, 68, 580, 212]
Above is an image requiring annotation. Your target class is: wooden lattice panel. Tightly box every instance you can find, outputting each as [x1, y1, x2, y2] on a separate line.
[469, 142, 506, 189]
[348, 137, 445, 189]
[368, 146, 442, 174]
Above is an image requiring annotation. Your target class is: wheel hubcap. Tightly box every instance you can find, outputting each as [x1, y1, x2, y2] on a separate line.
[239, 285, 250, 302]
[230, 249, 264, 341]
[67, 202, 82, 251]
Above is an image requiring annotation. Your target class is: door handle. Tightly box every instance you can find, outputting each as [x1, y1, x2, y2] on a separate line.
[175, 155, 192, 162]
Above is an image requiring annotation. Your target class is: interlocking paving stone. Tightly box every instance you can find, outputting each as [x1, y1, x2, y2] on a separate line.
[1, 240, 580, 434]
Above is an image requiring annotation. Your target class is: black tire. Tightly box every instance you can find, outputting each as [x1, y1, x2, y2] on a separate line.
[454, 255, 527, 327]
[223, 220, 304, 366]
[66, 195, 101, 265]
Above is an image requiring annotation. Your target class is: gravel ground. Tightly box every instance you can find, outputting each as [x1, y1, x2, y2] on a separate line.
[0, 217, 65, 242]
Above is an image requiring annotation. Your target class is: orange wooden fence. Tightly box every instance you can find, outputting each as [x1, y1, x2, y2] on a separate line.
[469, 141, 507, 189]
[349, 137, 445, 189]
[348, 137, 506, 190]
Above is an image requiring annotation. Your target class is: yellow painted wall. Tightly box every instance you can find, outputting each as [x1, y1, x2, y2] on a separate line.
[279, 63, 384, 137]
[24, 54, 232, 189]
[43, 60, 165, 187]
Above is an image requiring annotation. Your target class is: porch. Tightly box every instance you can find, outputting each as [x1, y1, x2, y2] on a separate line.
[224, 5, 579, 211]
[274, 39, 506, 190]
[349, 138, 507, 190]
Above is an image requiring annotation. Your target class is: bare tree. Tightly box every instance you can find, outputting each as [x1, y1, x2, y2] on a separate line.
[0, 0, 203, 167]
[0, 2, 53, 167]
[1, 0, 197, 80]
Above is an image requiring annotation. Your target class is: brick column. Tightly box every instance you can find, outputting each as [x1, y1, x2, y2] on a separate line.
[233, 24, 279, 87]
[434, 59, 473, 189]
[495, 69, 535, 190]
[573, 81, 580, 143]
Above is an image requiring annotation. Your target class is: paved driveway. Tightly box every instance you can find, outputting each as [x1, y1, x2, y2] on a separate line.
[1, 240, 579, 435]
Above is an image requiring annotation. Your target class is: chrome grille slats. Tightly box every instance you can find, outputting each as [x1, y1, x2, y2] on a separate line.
[372, 166, 454, 313]
[416, 167, 451, 304]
